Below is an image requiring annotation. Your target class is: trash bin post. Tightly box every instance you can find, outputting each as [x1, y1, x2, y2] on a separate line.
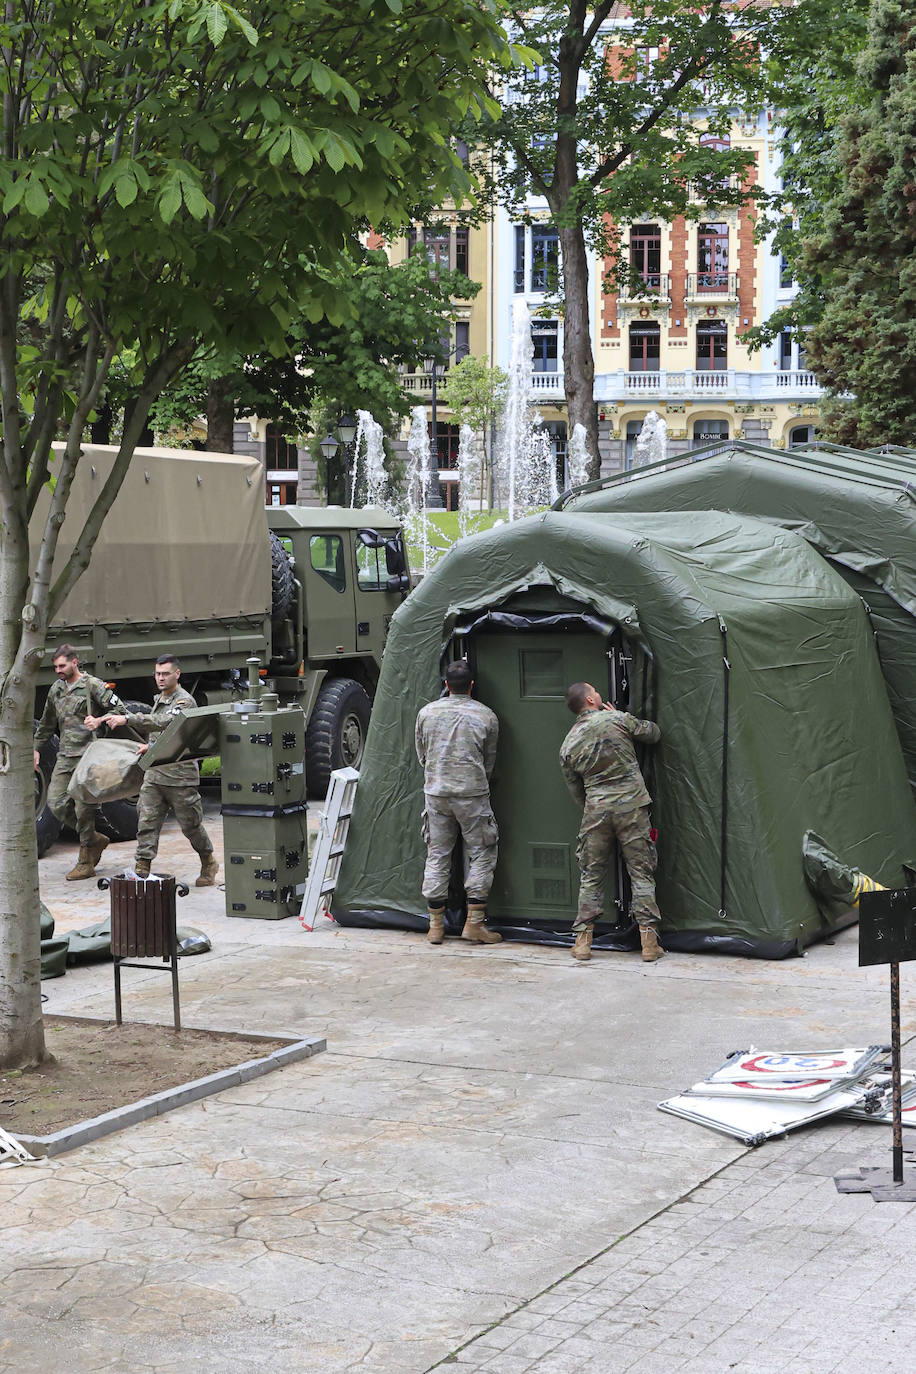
[99, 873, 189, 1032]
[834, 887, 916, 1200]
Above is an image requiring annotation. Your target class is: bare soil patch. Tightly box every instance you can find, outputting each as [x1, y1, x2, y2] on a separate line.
[0, 1016, 289, 1137]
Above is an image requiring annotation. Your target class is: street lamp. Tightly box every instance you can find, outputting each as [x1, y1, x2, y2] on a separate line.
[338, 414, 357, 446]
[319, 432, 339, 462]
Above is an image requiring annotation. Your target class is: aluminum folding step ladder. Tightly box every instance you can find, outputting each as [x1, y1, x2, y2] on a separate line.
[299, 766, 359, 931]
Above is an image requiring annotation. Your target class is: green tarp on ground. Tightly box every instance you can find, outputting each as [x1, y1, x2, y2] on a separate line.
[563, 441, 916, 790]
[333, 509, 916, 957]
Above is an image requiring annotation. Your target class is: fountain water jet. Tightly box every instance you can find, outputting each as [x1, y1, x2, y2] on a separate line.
[350, 410, 387, 509]
[633, 410, 667, 468]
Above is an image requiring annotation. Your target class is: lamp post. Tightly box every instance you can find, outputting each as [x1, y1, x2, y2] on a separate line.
[423, 354, 450, 510]
[319, 432, 341, 505]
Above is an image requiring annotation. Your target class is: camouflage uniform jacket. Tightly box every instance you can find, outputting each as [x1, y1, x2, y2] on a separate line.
[559, 708, 660, 811]
[415, 694, 498, 798]
[34, 674, 122, 758]
[124, 686, 201, 787]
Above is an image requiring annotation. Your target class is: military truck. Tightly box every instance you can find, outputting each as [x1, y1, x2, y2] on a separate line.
[31, 445, 410, 855]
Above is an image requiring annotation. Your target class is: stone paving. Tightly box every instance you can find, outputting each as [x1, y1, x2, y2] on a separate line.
[3, 798, 916, 1372]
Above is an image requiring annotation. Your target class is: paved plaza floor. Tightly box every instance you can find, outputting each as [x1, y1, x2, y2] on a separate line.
[4, 797, 916, 1373]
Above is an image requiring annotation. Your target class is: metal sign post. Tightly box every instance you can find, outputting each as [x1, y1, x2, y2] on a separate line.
[835, 887, 916, 1201]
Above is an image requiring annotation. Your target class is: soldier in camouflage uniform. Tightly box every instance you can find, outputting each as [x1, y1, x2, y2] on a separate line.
[415, 658, 501, 946]
[90, 654, 218, 886]
[559, 681, 663, 964]
[33, 644, 122, 880]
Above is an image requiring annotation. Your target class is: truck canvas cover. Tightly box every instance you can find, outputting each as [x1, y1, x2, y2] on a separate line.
[563, 441, 916, 790]
[333, 509, 916, 957]
[31, 445, 271, 627]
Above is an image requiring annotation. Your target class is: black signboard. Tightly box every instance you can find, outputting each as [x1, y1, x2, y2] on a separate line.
[858, 889, 916, 968]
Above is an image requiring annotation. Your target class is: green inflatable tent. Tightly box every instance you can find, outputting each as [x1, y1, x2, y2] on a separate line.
[333, 509, 916, 957]
[563, 440, 916, 790]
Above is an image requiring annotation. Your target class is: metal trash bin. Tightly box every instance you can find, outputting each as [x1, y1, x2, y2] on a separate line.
[99, 872, 189, 1030]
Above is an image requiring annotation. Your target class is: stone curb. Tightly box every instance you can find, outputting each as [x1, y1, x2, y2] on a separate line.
[15, 1020, 326, 1159]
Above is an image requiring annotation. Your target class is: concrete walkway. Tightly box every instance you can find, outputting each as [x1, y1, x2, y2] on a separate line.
[4, 800, 916, 1373]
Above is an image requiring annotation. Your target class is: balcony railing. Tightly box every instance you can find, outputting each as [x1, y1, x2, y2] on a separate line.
[618, 274, 671, 303]
[401, 371, 566, 400]
[685, 271, 738, 300]
[596, 368, 823, 402]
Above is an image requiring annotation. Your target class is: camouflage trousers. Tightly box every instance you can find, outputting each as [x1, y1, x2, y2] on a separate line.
[135, 779, 213, 865]
[421, 793, 499, 905]
[574, 801, 660, 931]
[47, 755, 97, 845]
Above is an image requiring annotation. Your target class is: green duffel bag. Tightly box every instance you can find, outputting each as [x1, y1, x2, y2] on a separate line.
[67, 738, 144, 804]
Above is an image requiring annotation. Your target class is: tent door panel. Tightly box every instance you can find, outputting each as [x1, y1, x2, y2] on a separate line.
[471, 630, 623, 925]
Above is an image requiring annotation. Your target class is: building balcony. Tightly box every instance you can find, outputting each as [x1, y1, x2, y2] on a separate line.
[685, 272, 738, 303]
[617, 274, 671, 303]
[596, 369, 823, 403]
[401, 371, 566, 402]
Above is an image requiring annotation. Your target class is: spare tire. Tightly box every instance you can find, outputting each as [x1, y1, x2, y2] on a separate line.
[305, 678, 370, 797]
[34, 727, 61, 858]
[269, 531, 295, 624]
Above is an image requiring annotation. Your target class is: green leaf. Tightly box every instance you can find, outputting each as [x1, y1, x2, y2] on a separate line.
[24, 180, 49, 216]
[114, 173, 138, 207]
[289, 128, 315, 174]
[310, 63, 331, 95]
[226, 4, 259, 46]
[2, 179, 26, 213]
[206, 3, 228, 45]
[157, 181, 182, 224]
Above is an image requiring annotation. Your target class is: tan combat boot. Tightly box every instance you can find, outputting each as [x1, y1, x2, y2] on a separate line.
[427, 906, 446, 945]
[461, 903, 502, 944]
[196, 853, 219, 887]
[571, 925, 594, 962]
[134, 860, 151, 879]
[65, 846, 97, 881]
[87, 832, 110, 869]
[640, 925, 665, 962]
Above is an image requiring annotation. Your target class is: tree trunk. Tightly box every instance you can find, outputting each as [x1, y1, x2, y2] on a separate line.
[207, 378, 235, 453]
[559, 223, 600, 481]
[0, 520, 46, 1069]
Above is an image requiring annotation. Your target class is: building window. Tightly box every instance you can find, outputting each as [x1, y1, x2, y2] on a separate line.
[697, 222, 729, 290]
[779, 252, 794, 289]
[625, 419, 644, 468]
[630, 225, 662, 288]
[789, 425, 816, 448]
[692, 419, 729, 448]
[696, 320, 727, 371]
[265, 424, 298, 472]
[433, 421, 461, 470]
[531, 319, 559, 372]
[531, 225, 559, 292]
[779, 330, 793, 370]
[455, 226, 469, 276]
[629, 322, 660, 372]
[455, 140, 470, 167]
[699, 133, 731, 191]
[634, 46, 660, 81]
[514, 225, 525, 292]
[424, 224, 451, 277]
[454, 321, 470, 363]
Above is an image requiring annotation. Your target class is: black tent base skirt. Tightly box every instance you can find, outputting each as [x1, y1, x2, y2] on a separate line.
[330, 905, 858, 960]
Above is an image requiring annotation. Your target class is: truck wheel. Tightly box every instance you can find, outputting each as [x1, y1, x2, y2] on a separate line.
[94, 800, 139, 843]
[269, 531, 295, 624]
[306, 678, 370, 797]
[34, 729, 61, 858]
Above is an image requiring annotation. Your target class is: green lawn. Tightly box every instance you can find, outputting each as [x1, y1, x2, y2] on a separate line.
[404, 509, 509, 572]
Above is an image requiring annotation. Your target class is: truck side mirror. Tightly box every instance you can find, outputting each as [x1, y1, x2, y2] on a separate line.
[386, 573, 410, 593]
[384, 538, 406, 575]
